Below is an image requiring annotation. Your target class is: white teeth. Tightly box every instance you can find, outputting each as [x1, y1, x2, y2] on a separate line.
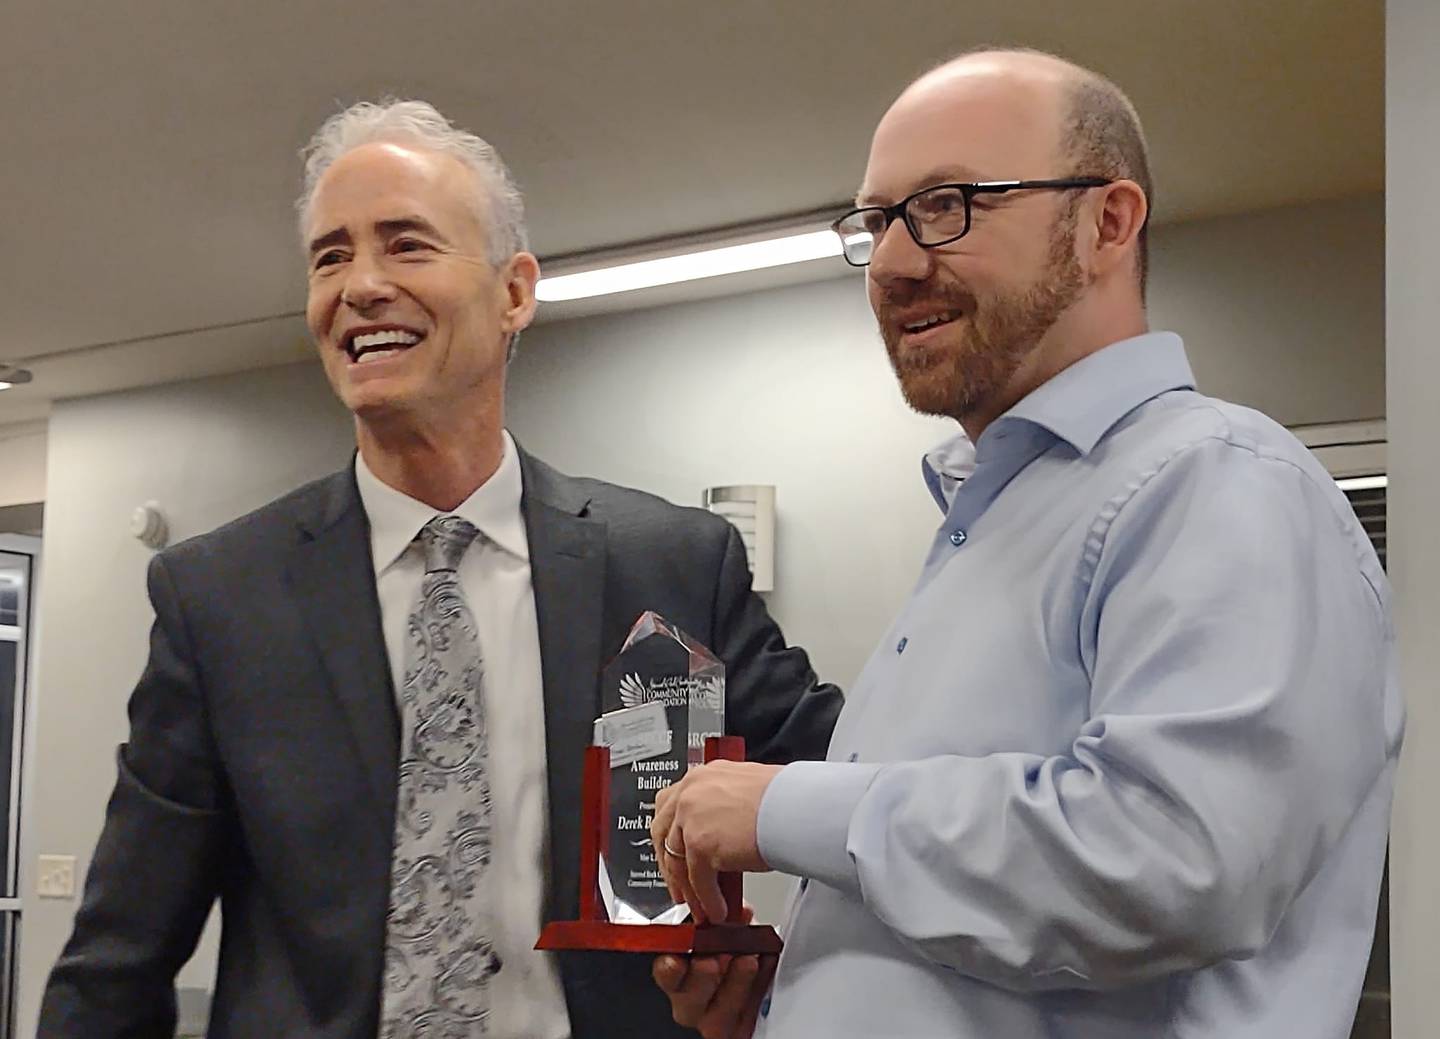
[352, 329, 421, 351]
[904, 311, 960, 333]
[355, 348, 400, 364]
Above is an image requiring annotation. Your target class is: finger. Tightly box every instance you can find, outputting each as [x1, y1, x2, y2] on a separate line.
[696, 954, 760, 1039]
[687, 849, 729, 924]
[650, 783, 680, 873]
[658, 826, 689, 907]
[652, 779, 678, 834]
[671, 846, 703, 921]
[667, 955, 726, 1028]
[652, 954, 688, 994]
[735, 954, 778, 1039]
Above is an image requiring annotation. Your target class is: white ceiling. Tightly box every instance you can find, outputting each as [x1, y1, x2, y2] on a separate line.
[0, 0, 1382, 426]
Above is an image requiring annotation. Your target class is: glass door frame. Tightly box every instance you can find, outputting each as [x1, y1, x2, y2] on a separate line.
[0, 533, 41, 1039]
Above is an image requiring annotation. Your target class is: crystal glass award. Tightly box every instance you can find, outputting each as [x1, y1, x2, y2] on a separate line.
[597, 612, 724, 921]
[536, 612, 782, 954]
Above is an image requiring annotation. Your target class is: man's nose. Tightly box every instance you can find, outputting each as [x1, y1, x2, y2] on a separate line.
[340, 254, 398, 311]
[867, 218, 933, 287]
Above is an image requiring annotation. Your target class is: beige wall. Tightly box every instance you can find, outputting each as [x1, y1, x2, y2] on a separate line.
[1386, 2, 1439, 1034]
[15, 194, 1385, 1035]
[1150, 195, 1384, 426]
[0, 422, 48, 509]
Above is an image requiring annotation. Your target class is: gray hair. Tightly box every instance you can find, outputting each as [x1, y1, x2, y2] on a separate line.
[297, 99, 529, 264]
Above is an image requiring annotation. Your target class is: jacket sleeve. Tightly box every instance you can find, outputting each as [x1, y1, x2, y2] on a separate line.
[757, 441, 1400, 991]
[708, 523, 844, 764]
[38, 553, 228, 1038]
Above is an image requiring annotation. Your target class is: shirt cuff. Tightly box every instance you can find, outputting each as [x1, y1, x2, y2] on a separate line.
[757, 760, 884, 898]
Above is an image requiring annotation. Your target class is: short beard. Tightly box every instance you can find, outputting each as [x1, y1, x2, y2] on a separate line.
[879, 209, 1086, 424]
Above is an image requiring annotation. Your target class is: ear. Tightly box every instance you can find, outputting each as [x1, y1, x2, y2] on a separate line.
[1088, 180, 1148, 283]
[499, 251, 541, 334]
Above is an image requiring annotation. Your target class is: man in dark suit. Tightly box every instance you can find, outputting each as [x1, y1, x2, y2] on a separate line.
[37, 100, 840, 1039]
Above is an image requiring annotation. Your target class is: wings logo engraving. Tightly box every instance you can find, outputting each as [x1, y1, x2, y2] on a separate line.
[618, 672, 651, 708]
[696, 675, 723, 712]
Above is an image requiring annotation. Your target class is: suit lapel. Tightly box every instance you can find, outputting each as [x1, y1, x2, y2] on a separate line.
[284, 468, 399, 829]
[520, 449, 607, 922]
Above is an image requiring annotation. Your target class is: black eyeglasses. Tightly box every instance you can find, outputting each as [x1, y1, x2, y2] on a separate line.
[831, 177, 1113, 267]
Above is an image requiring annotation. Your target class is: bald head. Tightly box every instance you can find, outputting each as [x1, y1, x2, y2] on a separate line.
[897, 49, 1077, 144]
[909, 48, 1101, 102]
[870, 48, 1152, 293]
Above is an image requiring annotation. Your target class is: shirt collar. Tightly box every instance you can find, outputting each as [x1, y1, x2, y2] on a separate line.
[999, 331, 1194, 455]
[921, 331, 1195, 509]
[355, 430, 530, 577]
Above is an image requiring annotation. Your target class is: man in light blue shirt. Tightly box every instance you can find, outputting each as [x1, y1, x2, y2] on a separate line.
[649, 48, 1401, 1038]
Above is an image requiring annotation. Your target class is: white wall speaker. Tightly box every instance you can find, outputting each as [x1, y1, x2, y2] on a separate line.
[702, 485, 775, 593]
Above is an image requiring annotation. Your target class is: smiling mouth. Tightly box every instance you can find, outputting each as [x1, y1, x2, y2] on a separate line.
[901, 310, 963, 335]
[345, 328, 423, 364]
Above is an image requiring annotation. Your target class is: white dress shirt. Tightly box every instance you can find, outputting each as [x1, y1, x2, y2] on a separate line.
[356, 432, 570, 1039]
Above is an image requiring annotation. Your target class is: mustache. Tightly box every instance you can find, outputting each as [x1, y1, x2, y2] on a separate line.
[876, 282, 979, 324]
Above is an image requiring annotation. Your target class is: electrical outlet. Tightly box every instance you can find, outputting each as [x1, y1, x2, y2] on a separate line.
[37, 855, 76, 899]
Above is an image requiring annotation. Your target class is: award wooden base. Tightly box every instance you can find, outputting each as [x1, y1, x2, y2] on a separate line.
[536, 736, 783, 955]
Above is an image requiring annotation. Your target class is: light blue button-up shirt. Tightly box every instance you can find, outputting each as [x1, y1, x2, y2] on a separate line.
[755, 332, 1402, 1038]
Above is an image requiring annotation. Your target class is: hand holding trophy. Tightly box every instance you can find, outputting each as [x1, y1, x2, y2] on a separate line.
[649, 756, 782, 925]
[536, 612, 782, 954]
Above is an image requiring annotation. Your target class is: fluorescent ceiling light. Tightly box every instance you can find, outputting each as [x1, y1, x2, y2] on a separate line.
[0, 383, 11, 392]
[1335, 475, 1387, 491]
[536, 230, 842, 302]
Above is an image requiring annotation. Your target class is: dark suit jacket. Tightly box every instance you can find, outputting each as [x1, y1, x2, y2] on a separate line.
[38, 448, 842, 1038]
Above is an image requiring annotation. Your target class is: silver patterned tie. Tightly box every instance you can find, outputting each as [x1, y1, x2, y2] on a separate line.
[381, 515, 500, 1039]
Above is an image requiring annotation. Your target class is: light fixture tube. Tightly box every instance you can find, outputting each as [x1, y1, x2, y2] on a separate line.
[535, 230, 843, 302]
[1334, 475, 1388, 491]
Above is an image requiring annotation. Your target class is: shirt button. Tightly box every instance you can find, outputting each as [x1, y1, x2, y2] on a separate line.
[949, 529, 967, 546]
[896, 636, 908, 654]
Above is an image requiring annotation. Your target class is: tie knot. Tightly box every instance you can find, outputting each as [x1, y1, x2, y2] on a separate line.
[418, 515, 480, 573]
